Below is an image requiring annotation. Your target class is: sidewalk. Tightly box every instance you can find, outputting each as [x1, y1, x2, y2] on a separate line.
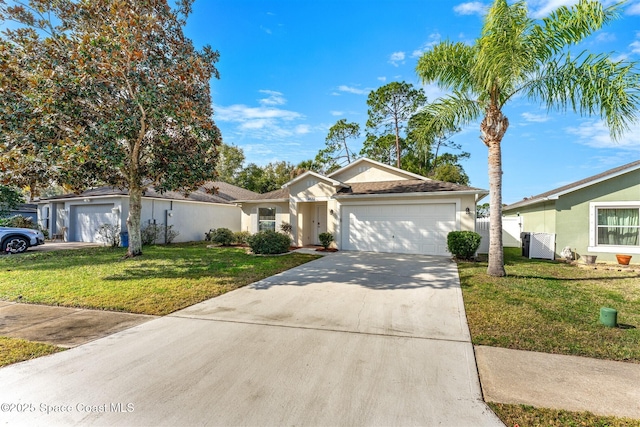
[0, 301, 156, 348]
[475, 345, 640, 420]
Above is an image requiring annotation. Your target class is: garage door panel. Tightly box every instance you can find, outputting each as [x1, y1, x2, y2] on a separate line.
[342, 203, 456, 256]
[74, 204, 115, 243]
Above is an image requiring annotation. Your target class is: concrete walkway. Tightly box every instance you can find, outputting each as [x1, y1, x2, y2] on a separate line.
[0, 302, 156, 348]
[0, 252, 502, 426]
[476, 345, 640, 420]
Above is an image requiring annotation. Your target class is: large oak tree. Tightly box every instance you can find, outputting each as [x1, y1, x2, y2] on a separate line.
[416, 0, 639, 276]
[0, 0, 221, 257]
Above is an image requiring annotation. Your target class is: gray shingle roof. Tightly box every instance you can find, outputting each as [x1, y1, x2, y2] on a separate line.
[336, 180, 485, 196]
[39, 182, 258, 205]
[505, 159, 640, 210]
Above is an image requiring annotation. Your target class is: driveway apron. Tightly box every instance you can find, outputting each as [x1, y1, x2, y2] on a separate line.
[0, 252, 502, 426]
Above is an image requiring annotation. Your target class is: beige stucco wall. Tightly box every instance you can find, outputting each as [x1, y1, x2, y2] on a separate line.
[240, 202, 290, 234]
[288, 179, 335, 200]
[332, 164, 410, 183]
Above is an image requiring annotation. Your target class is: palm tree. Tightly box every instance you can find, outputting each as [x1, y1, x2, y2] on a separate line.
[416, 0, 639, 276]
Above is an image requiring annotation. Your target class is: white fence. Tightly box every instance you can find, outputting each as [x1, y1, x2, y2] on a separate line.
[477, 217, 523, 253]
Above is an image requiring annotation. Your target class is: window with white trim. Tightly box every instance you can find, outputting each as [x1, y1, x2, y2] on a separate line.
[589, 202, 640, 253]
[258, 207, 276, 232]
[596, 208, 639, 246]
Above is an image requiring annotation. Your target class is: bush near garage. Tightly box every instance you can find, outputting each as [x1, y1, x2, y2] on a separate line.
[318, 232, 334, 249]
[447, 231, 481, 260]
[207, 228, 235, 246]
[247, 230, 291, 255]
[233, 231, 251, 245]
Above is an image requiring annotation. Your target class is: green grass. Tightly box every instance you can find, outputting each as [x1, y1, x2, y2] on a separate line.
[0, 242, 320, 315]
[0, 337, 63, 367]
[458, 248, 640, 362]
[489, 403, 640, 427]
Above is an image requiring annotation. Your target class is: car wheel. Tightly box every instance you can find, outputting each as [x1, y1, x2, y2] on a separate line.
[2, 237, 29, 254]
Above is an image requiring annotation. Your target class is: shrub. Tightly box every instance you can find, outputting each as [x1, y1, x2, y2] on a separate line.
[233, 231, 251, 245]
[165, 225, 179, 244]
[6, 215, 35, 229]
[447, 231, 481, 260]
[141, 223, 163, 245]
[96, 223, 121, 247]
[247, 230, 291, 255]
[209, 228, 234, 246]
[318, 232, 334, 249]
[279, 222, 292, 234]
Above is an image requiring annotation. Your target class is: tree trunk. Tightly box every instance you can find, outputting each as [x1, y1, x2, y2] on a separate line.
[481, 105, 508, 277]
[126, 184, 143, 257]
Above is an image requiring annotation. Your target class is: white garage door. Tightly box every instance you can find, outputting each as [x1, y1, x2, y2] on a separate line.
[73, 204, 115, 242]
[341, 203, 456, 255]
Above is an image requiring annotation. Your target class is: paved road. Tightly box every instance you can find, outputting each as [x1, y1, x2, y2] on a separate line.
[0, 252, 502, 426]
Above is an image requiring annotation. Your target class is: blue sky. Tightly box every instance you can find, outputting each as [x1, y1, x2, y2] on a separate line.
[184, 0, 640, 204]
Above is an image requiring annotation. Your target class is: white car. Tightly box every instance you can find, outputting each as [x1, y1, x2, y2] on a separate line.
[0, 227, 45, 254]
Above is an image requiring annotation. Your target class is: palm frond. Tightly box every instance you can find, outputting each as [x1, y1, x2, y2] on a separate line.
[416, 41, 477, 94]
[523, 52, 640, 140]
[475, 0, 534, 99]
[411, 92, 484, 151]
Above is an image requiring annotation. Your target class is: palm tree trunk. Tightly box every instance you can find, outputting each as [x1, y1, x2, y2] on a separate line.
[481, 105, 508, 277]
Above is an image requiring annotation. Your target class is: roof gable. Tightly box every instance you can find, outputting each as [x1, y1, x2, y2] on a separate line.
[282, 170, 346, 189]
[328, 158, 430, 183]
[505, 159, 640, 210]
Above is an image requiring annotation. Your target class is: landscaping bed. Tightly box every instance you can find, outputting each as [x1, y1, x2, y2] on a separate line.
[0, 242, 320, 316]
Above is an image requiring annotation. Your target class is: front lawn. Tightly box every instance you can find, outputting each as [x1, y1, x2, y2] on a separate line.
[489, 403, 640, 427]
[458, 248, 640, 362]
[0, 337, 63, 367]
[0, 243, 320, 315]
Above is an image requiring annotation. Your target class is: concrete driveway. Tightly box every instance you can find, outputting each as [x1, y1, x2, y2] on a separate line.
[0, 252, 502, 426]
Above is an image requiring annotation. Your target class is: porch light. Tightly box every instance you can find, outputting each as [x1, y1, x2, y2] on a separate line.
[465, 207, 471, 215]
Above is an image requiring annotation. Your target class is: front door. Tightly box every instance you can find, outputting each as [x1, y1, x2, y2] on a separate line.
[313, 205, 327, 245]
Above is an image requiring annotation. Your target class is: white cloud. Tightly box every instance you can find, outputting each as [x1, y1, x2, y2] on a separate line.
[595, 32, 616, 43]
[214, 90, 309, 142]
[388, 51, 406, 67]
[260, 25, 272, 35]
[626, 1, 640, 14]
[566, 120, 640, 151]
[412, 32, 441, 58]
[337, 85, 372, 95]
[258, 90, 286, 106]
[453, 2, 487, 15]
[521, 112, 550, 123]
[528, 0, 617, 18]
[630, 40, 640, 54]
[420, 82, 449, 101]
[295, 124, 311, 134]
[377, 76, 387, 82]
[528, 0, 578, 18]
[330, 111, 344, 116]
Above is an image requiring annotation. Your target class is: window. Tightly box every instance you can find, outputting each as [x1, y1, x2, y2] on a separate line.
[258, 207, 276, 232]
[596, 208, 639, 246]
[589, 202, 640, 253]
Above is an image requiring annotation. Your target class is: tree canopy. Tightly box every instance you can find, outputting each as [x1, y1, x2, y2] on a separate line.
[365, 81, 426, 169]
[416, 0, 639, 276]
[0, 0, 221, 257]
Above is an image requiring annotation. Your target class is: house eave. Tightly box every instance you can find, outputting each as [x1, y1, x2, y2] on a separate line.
[334, 190, 488, 200]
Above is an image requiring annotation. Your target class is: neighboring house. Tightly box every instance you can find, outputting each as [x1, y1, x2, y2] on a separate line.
[503, 160, 640, 262]
[3, 203, 38, 222]
[236, 158, 488, 256]
[36, 182, 257, 244]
